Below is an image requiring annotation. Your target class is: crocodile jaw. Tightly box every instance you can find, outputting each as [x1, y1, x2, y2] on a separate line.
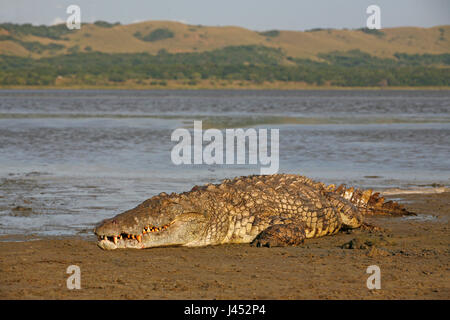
[95, 213, 207, 250]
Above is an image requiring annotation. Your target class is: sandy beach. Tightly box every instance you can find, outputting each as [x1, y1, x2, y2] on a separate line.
[0, 192, 448, 300]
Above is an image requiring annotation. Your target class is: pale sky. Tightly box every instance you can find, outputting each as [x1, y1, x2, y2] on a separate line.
[0, 0, 449, 31]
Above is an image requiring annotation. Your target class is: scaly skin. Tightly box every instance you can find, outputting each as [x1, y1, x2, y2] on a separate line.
[94, 174, 413, 250]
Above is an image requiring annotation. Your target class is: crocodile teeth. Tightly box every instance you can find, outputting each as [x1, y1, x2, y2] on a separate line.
[113, 236, 118, 244]
[136, 235, 142, 243]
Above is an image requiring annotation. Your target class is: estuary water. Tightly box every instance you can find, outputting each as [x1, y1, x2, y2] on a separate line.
[0, 89, 448, 237]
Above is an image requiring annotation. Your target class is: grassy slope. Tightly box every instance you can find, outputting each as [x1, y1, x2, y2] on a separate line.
[0, 21, 449, 60]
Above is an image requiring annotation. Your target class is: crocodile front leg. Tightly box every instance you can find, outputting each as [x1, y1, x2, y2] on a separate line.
[251, 222, 307, 247]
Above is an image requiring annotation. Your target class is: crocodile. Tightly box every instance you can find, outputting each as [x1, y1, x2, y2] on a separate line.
[94, 174, 413, 250]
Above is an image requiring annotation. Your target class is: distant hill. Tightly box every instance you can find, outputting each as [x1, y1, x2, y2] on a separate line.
[0, 21, 449, 59]
[0, 21, 449, 88]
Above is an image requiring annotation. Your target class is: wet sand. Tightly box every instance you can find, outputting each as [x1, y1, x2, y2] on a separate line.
[0, 192, 449, 300]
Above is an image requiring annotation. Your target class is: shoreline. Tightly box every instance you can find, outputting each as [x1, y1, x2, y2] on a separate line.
[0, 191, 448, 299]
[1, 84, 450, 91]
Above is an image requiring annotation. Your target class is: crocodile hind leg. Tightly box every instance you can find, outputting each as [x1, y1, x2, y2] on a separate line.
[251, 222, 307, 247]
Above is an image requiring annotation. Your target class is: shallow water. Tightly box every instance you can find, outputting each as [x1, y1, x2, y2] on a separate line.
[0, 89, 449, 237]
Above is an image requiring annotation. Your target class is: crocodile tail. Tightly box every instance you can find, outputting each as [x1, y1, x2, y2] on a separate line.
[327, 184, 415, 216]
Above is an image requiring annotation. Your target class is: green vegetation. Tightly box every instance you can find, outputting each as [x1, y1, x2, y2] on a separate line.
[67, 45, 80, 54]
[0, 34, 65, 53]
[0, 21, 120, 42]
[358, 27, 385, 38]
[319, 50, 450, 68]
[394, 52, 450, 65]
[134, 28, 175, 42]
[258, 30, 280, 37]
[0, 45, 448, 87]
[0, 23, 71, 39]
[18, 41, 64, 53]
[439, 28, 445, 41]
[305, 28, 334, 32]
[93, 21, 121, 28]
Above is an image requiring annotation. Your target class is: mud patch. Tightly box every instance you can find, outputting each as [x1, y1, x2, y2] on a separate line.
[10, 206, 34, 217]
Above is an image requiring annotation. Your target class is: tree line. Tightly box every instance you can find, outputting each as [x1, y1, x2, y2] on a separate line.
[0, 45, 448, 86]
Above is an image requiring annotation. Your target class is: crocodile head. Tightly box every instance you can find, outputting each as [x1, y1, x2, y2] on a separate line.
[94, 194, 207, 250]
